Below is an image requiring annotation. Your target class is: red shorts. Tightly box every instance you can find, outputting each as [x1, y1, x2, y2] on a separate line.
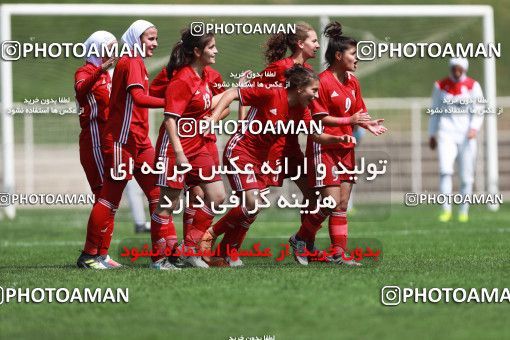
[157, 146, 221, 190]
[224, 148, 267, 192]
[79, 137, 104, 193]
[265, 135, 305, 187]
[306, 146, 356, 188]
[103, 140, 156, 181]
[204, 140, 220, 166]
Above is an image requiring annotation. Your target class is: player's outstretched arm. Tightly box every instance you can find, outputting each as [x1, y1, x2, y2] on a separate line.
[74, 57, 116, 98]
[209, 88, 239, 123]
[312, 132, 356, 145]
[129, 87, 165, 108]
[317, 109, 371, 127]
[211, 93, 231, 120]
[360, 119, 388, 136]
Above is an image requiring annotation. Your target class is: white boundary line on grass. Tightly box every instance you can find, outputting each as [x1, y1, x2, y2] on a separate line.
[3, 227, 510, 247]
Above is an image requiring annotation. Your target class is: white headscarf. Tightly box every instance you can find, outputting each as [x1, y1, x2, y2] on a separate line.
[84, 31, 117, 67]
[121, 19, 155, 57]
[450, 57, 469, 73]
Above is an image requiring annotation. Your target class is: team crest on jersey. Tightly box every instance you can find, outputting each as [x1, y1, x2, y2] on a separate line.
[331, 91, 339, 98]
[270, 108, 278, 115]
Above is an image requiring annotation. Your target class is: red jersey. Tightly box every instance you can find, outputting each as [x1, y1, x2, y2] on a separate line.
[150, 66, 225, 98]
[255, 57, 313, 164]
[74, 63, 111, 143]
[161, 65, 214, 157]
[254, 57, 312, 86]
[104, 55, 151, 147]
[309, 69, 367, 150]
[151, 66, 225, 143]
[226, 86, 311, 166]
[149, 67, 171, 99]
[435, 76, 476, 95]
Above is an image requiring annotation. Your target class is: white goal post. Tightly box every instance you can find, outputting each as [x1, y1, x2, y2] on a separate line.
[0, 4, 499, 219]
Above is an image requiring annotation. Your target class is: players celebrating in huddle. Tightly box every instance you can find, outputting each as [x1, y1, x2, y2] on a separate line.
[150, 28, 228, 269]
[291, 22, 387, 266]
[76, 19, 387, 270]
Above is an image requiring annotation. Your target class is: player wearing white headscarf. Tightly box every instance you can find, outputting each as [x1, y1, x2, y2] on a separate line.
[428, 57, 485, 222]
[78, 21, 179, 270]
[75, 31, 120, 268]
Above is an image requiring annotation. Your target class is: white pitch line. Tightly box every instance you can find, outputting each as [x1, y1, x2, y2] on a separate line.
[0, 240, 121, 248]
[3, 227, 509, 247]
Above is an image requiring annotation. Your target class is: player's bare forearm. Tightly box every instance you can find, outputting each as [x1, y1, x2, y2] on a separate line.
[219, 108, 231, 120]
[210, 88, 238, 122]
[311, 132, 356, 145]
[238, 105, 248, 120]
[211, 93, 231, 119]
[316, 115, 352, 127]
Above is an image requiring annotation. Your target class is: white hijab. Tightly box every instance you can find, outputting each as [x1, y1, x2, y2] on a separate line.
[84, 31, 117, 67]
[450, 57, 469, 73]
[121, 19, 155, 57]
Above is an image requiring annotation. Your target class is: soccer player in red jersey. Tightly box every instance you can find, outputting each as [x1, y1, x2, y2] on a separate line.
[201, 23, 321, 260]
[149, 50, 227, 264]
[75, 32, 150, 235]
[244, 22, 319, 190]
[75, 31, 116, 200]
[290, 22, 387, 266]
[77, 20, 178, 270]
[74, 31, 119, 269]
[151, 28, 228, 268]
[203, 65, 352, 267]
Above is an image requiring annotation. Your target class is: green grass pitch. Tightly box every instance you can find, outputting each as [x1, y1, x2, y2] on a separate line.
[1, 203, 509, 339]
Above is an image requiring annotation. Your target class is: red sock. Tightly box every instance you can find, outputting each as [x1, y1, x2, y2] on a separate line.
[219, 211, 257, 256]
[150, 212, 172, 261]
[84, 198, 117, 256]
[329, 210, 348, 256]
[182, 207, 196, 240]
[98, 206, 118, 256]
[212, 205, 248, 236]
[296, 208, 330, 244]
[185, 206, 215, 247]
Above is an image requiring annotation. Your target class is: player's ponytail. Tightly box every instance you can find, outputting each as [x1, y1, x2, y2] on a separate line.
[324, 21, 357, 67]
[166, 27, 214, 80]
[284, 64, 318, 90]
[264, 22, 315, 64]
[264, 33, 288, 64]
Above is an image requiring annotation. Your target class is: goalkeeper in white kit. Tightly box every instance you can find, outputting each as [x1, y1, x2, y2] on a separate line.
[428, 57, 485, 223]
